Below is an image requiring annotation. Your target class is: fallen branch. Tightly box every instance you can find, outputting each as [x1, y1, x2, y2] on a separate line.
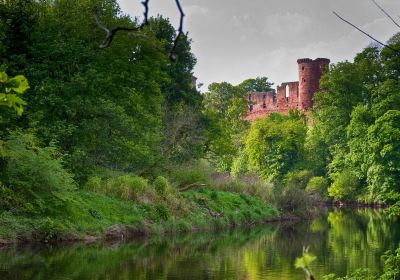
[178, 183, 206, 192]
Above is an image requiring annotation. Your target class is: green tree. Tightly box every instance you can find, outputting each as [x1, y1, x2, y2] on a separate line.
[0, 0, 198, 181]
[367, 110, 400, 202]
[147, 17, 204, 163]
[245, 111, 307, 181]
[345, 105, 373, 184]
[203, 82, 249, 171]
[238, 76, 273, 92]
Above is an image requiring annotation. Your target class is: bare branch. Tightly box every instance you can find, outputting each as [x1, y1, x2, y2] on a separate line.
[141, 0, 150, 27]
[372, 0, 400, 29]
[94, 0, 186, 61]
[333, 11, 400, 53]
[94, 10, 110, 34]
[170, 0, 185, 61]
[94, 10, 139, 48]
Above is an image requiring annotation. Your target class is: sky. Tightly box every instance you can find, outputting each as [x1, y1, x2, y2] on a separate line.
[118, 0, 400, 91]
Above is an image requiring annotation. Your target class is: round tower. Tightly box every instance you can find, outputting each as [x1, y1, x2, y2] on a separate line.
[297, 58, 330, 110]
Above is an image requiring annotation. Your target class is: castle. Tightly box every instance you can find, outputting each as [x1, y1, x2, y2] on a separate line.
[246, 58, 330, 121]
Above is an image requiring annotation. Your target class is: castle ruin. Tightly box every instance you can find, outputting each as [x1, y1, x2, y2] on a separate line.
[246, 58, 330, 121]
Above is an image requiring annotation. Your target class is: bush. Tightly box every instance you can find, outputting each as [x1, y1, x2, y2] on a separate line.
[105, 175, 148, 201]
[380, 247, 400, 280]
[84, 176, 103, 194]
[0, 131, 75, 214]
[284, 170, 313, 189]
[231, 149, 249, 177]
[34, 217, 66, 241]
[209, 173, 273, 203]
[153, 176, 169, 195]
[306, 176, 329, 196]
[328, 170, 358, 201]
[155, 204, 170, 221]
[269, 184, 315, 217]
[168, 160, 213, 188]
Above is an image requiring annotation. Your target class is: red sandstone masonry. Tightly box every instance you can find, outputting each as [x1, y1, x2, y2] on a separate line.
[246, 58, 330, 121]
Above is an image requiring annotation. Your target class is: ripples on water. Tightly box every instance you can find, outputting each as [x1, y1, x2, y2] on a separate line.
[0, 208, 399, 280]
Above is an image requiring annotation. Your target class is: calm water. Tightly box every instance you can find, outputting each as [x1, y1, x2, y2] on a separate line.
[0, 208, 399, 280]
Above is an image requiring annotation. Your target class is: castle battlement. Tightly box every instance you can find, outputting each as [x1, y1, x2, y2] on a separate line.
[246, 58, 330, 121]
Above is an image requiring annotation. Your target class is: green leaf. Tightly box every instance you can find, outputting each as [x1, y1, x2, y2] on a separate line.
[0, 72, 8, 83]
[295, 251, 316, 269]
[7, 75, 30, 94]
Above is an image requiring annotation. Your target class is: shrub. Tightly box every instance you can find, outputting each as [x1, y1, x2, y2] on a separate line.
[35, 217, 66, 241]
[380, 247, 400, 280]
[153, 176, 169, 195]
[306, 176, 329, 197]
[284, 170, 313, 189]
[0, 131, 75, 214]
[211, 173, 272, 203]
[269, 184, 315, 217]
[84, 176, 103, 194]
[105, 175, 148, 201]
[0, 182, 25, 211]
[168, 160, 212, 188]
[328, 170, 358, 201]
[231, 149, 249, 177]
[155, 204, 171, 221]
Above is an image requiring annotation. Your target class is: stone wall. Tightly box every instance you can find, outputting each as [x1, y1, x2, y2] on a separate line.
[246, 58, 330, 121]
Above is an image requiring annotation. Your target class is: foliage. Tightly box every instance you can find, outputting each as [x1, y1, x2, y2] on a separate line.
[328, 170, 358, 201]
[367, 110, 400, 202]
[0, 72, 29, 115]
[379, 247, 400, 280]
[168, 160, 213, 188]
[295, 247, 316, 269]
[306, 176, 329, 196]
[284, 170, 313, 189]
[230, 148, 249, 177]
[270, 184, 316, 216]
[0, 131, 75, 215]
[245, 111, 307, 181]
[0, 0, 200, 183]
[203, 81, 249, 171]
[208, 173, 273, 203]
[323, 247, 400, 280]
[238, 76, 273, 92]
[153, 176, 169, 195]
[309, 37, 400, 203]
[104, 175, 148, 201]
[84, 176, 103, 193]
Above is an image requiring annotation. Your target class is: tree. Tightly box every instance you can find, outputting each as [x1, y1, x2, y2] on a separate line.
[0, 0, 176, 181]
[203, 81, 249, 171]
[238, 77, 273, 92]
[245, 111, 307, 181]
[367, 110, 400, 202]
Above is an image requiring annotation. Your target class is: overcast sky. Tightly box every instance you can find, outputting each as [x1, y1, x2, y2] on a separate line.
[118, 0, 400, 91]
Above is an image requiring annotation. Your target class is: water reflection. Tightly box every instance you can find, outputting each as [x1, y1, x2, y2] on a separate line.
[0, 209, 399, 280]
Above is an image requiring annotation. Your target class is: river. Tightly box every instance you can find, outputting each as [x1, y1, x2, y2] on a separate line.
[0, 208, 399, 280]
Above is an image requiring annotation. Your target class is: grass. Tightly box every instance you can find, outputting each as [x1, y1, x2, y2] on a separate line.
[0, 189, 278, 242]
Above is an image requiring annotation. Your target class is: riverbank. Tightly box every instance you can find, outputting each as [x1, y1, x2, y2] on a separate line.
[0, 189, 278, 245]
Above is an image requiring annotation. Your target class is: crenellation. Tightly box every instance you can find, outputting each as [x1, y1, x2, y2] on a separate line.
[246, 58, 330, 121]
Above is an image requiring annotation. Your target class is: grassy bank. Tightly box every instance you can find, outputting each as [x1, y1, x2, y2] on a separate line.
[0, 189, 278, 243]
